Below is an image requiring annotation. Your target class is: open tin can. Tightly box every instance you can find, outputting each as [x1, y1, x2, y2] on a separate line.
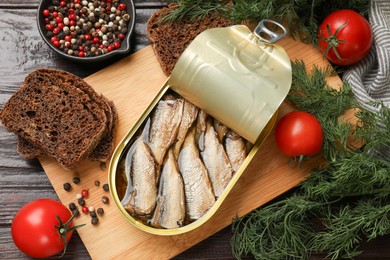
[108, 21, 292, 235]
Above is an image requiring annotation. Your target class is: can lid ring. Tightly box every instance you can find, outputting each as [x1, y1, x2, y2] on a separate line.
[254, 19, 288, 43]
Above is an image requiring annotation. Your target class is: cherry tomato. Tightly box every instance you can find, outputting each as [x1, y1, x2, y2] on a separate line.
[11, 198, 76, 258]
[275, 111, 323, 157]
[318, 9, 372, 66]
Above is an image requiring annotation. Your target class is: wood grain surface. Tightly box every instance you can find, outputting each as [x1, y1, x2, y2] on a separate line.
[0, 1, 389, 259]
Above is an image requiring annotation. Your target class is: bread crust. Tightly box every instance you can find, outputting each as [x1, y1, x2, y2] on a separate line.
[0, 68, 113, 169]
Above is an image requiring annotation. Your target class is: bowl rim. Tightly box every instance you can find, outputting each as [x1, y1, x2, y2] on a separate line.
[36, 0, 136, 62]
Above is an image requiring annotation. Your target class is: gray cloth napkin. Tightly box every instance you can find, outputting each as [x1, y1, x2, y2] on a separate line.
[343, 0, 390, 160]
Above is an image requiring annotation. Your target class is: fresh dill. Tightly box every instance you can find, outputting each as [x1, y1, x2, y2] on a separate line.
[231, 61, 390, 260]
[161, 0, 369, 45]
[158, 0, 230, 24]
[287, 61, 357, 162]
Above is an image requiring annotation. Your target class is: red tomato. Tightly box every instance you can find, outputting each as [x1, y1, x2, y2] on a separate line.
[11, 198, 75, 258]
[318, 9, 372, 66]
[275, 111, 323, 157]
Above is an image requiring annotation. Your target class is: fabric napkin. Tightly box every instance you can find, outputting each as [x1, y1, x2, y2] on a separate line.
[343, 0, 390, 161]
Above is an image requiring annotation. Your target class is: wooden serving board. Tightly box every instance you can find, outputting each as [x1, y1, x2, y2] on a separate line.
[40, 37, 347, 259]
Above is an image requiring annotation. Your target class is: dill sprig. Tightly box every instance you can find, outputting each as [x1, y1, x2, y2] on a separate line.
[158, 0, 230, 24]
[287, 61, 357, 162]
[231, 61, 390, 259]
[162, 0, 369, 45]
[231, 195, 321, 260]
[312, 199, 390, 259]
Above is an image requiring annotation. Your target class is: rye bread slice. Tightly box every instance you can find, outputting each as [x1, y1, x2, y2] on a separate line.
[87, 97, 117, 161]
[18, 69, 117, 162]
[0, 69, 108, 170]
[17, 95, 117, 162]
[146, 4, 232, 76]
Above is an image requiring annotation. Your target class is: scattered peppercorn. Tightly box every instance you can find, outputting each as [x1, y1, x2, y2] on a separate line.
[73, 208, 80, 217]
[102, 183, 109, 191]
[73, 176, 80, 184]
[63, 182, 72, 191]
[81, 189, 89, 198]
[94, 180, 100, 186]
[91, 217, 99, 225]
[78, 198, 86, 206]
[69, 202, 77, 211]
[102, 195, 109, 204]
[90, 211, 97, 218]
[82, 206, 89, 214]
[97, 207, 104, 216]
[41, 0, 131, 58]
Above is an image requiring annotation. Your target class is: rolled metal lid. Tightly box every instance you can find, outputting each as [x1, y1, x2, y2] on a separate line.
[168, 24, 292, 143]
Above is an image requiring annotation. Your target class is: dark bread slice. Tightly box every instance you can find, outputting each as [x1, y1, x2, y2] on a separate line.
[0, 69, 108, 170]
[146, 4, 233, 76]
[17, 96, 117, 162]
[24, 68, 113, 141]
[17, 137, 42, 159]
[87, 98, 117, 161]
[17, 69, 117, 162]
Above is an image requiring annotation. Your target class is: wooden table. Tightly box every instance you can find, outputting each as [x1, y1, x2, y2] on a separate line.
[0, 1, 389, 259]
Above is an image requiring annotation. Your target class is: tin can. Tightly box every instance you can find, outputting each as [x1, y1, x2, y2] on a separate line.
[108, 22, 292, 235]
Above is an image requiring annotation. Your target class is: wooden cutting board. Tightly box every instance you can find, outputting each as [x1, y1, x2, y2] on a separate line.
[40, 37, 348, 259]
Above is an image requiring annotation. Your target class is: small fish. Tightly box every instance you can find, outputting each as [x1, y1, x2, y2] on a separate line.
[201, 120, 233, 198]
[225, 130, 247, 173]
[196, 110, 208, 151]
[178, 128, 215, 221]
[121, 137, 158, 217]
[147, 98, 183, 165]
[213, 119, 228, 143]
[150, 149, 186, 229]
[173, 99, 199, 159]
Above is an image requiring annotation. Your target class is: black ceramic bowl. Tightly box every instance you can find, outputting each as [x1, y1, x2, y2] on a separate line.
[37, 0, 136, 63]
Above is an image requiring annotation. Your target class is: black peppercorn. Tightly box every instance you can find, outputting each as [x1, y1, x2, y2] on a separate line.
[73, 208, 80, 217]
[63, 182, 72, 191]
[78, 198, 85, 206]
[91, 217, 99, 225]
[94, 180, 100, 186]
[102, 196, 109, 204]
[69, 202, 77, 210]
[97, 208, 104, 216]
[73, 176, 80, 184]
[102, 184, 109, 191]
[90, 211, 97, 218]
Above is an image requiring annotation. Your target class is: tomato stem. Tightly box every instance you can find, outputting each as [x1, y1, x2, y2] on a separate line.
[298, 155, 305, 168]
[54, 212, 85, 258]
[321, 22, 347, 61]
